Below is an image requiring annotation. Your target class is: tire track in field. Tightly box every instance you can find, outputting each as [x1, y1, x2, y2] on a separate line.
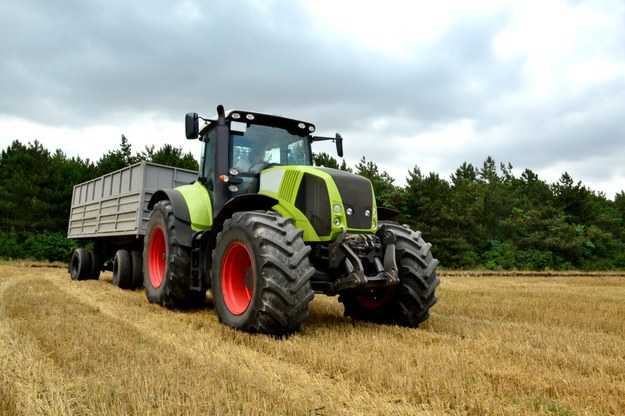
[0, 272, 21, 416]
[0, 270, 81, 416]
[46, 270, 421, 415]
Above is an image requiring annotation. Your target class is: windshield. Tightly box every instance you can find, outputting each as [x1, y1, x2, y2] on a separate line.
[231, 124, 312, 173]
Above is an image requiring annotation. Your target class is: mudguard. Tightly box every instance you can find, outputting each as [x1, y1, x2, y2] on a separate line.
[206, 193, 279, 253]
[148, 189, 195, 247]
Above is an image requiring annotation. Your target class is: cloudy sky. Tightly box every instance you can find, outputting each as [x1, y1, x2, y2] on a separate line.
[1, 0, 624, 198]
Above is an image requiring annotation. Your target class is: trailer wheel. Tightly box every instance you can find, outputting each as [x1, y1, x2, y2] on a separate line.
[113, 250, 133, 289]
[88, 249, 101, 280]
[143, 200, 196, 308]
[69, 248, 91, 281]
[130, 250, 143, 289]
[339, 222, 440, 327]
[212, 212, 314, 335]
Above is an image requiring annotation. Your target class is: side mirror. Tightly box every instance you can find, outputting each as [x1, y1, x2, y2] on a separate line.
[335, 133, 344, 158]
[185, 112, 199, 140]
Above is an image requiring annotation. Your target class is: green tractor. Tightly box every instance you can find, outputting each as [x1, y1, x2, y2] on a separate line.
[144, 105, 439, 335]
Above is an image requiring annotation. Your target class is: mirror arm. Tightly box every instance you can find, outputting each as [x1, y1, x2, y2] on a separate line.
[311, 133, 344, 158]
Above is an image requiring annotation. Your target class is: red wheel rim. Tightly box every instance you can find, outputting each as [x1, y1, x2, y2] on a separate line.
[222, 242, 253, 315]
[354, 288, 390, 309]
[148, 226, 166, 288]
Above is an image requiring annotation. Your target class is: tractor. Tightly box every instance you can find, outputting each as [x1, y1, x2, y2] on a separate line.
[142, 105, 440, 335]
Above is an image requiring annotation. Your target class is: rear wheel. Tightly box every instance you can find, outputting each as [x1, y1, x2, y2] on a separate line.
[143, 200, 199, 308]
[339, 222, 440, 327]
[212, 212, 314, 335]
[113, 250, 132, 289]
[88, 249, 101, 280]
[130, 250, 143, 289]
[69, 248, 91, 281]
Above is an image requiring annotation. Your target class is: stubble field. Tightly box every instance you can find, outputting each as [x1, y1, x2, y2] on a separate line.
[1, 262, 624, 415]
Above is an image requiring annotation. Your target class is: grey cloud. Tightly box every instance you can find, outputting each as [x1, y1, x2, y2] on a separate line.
[1, 0, 624, 196]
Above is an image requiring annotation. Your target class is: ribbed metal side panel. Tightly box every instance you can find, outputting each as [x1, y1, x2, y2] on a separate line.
[279, 170, 300, 201]
[67, 161, 197, 239]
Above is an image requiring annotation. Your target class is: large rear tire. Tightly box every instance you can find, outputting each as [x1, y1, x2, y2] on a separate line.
[212, 212, 314, 336]
[339, 222, 440, 327]
[69, 248, 91, 281]
[143, 200, 199, 308]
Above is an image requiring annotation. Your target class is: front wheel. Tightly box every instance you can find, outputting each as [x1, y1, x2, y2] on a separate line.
[212, 212, 314, 336]
[339, 222, 440, 327]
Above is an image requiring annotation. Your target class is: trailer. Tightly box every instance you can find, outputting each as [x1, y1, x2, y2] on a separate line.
[67, 105, 439, 335]
[68, 161, 197, 288]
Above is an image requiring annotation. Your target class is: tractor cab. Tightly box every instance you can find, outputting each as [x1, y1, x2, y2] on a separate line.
[185, 106, 342, 214]
[228, 120, 314, 197]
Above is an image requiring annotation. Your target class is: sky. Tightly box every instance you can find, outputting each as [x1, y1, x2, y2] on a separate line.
[1, 0, 624, 198]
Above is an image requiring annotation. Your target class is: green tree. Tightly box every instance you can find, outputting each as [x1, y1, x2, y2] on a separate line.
[478, 157, 514, 241]
[140, 143, 199, 171]
[447, 162, 485, 267]
[0, 140, 53, 235]
[0, 140, 93, 260]
[0, 141, 94, 260]
[313, 152, 351, 171]
[313, 152, 339, 168]
[615, 191, 625, 241]
[96, 135, 137, 175]
[405, 167, 462, 266]
[355, 156, 404, 210]
[552, 172, 594, 225]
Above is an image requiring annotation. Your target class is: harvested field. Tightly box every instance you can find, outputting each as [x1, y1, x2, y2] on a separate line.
[1, 262, 624, 415]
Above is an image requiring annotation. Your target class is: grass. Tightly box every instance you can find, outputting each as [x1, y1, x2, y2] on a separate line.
[1, 264, 624, 415]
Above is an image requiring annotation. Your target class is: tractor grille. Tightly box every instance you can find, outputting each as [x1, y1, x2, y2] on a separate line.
[317, 168, 373, 230]
[295, 173, 331, 236]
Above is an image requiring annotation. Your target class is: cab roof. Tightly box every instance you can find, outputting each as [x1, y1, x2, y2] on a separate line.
[199, 109, 316, 137]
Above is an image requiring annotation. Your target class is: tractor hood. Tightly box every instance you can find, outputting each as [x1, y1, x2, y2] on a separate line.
[258, 166, 378, 242]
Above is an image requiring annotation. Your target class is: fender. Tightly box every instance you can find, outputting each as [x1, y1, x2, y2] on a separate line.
[191, 193, 280, 289]
[206, 193, 279, 254]
[378, 206, 400, 221]
[148, 189, 194, 247]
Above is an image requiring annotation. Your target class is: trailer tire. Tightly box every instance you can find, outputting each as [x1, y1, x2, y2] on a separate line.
[130, 250, 143, 289]
[143, 200, 195, 308]
[113, 250, 133, 289]
[339, 222, 440, 327]
[212, 212, 314, 336]
[88, 249, 101, 280]
[69, 248, 91, 281]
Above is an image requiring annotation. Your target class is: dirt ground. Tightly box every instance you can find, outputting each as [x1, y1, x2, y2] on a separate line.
[1, 263, 624, 415]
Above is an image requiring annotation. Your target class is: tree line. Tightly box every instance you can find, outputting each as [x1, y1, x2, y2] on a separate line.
[0, 137, 197, 261]
[1, 139, 624, 270]
[338, 154, 625, 270]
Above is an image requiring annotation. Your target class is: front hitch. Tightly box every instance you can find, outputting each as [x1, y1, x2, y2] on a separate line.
[327, 229, 399, 293]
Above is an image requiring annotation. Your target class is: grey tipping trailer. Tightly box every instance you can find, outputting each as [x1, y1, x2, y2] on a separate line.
[67, 161, 197, 285]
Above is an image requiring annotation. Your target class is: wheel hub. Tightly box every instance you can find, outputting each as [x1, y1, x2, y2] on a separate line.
[148, 225, 166, 288]
[222, 242, 254, 315]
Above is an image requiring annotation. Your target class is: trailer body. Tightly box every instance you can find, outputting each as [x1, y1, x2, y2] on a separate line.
[67, 161, 197, 284]
[68, 161, 197, 241]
